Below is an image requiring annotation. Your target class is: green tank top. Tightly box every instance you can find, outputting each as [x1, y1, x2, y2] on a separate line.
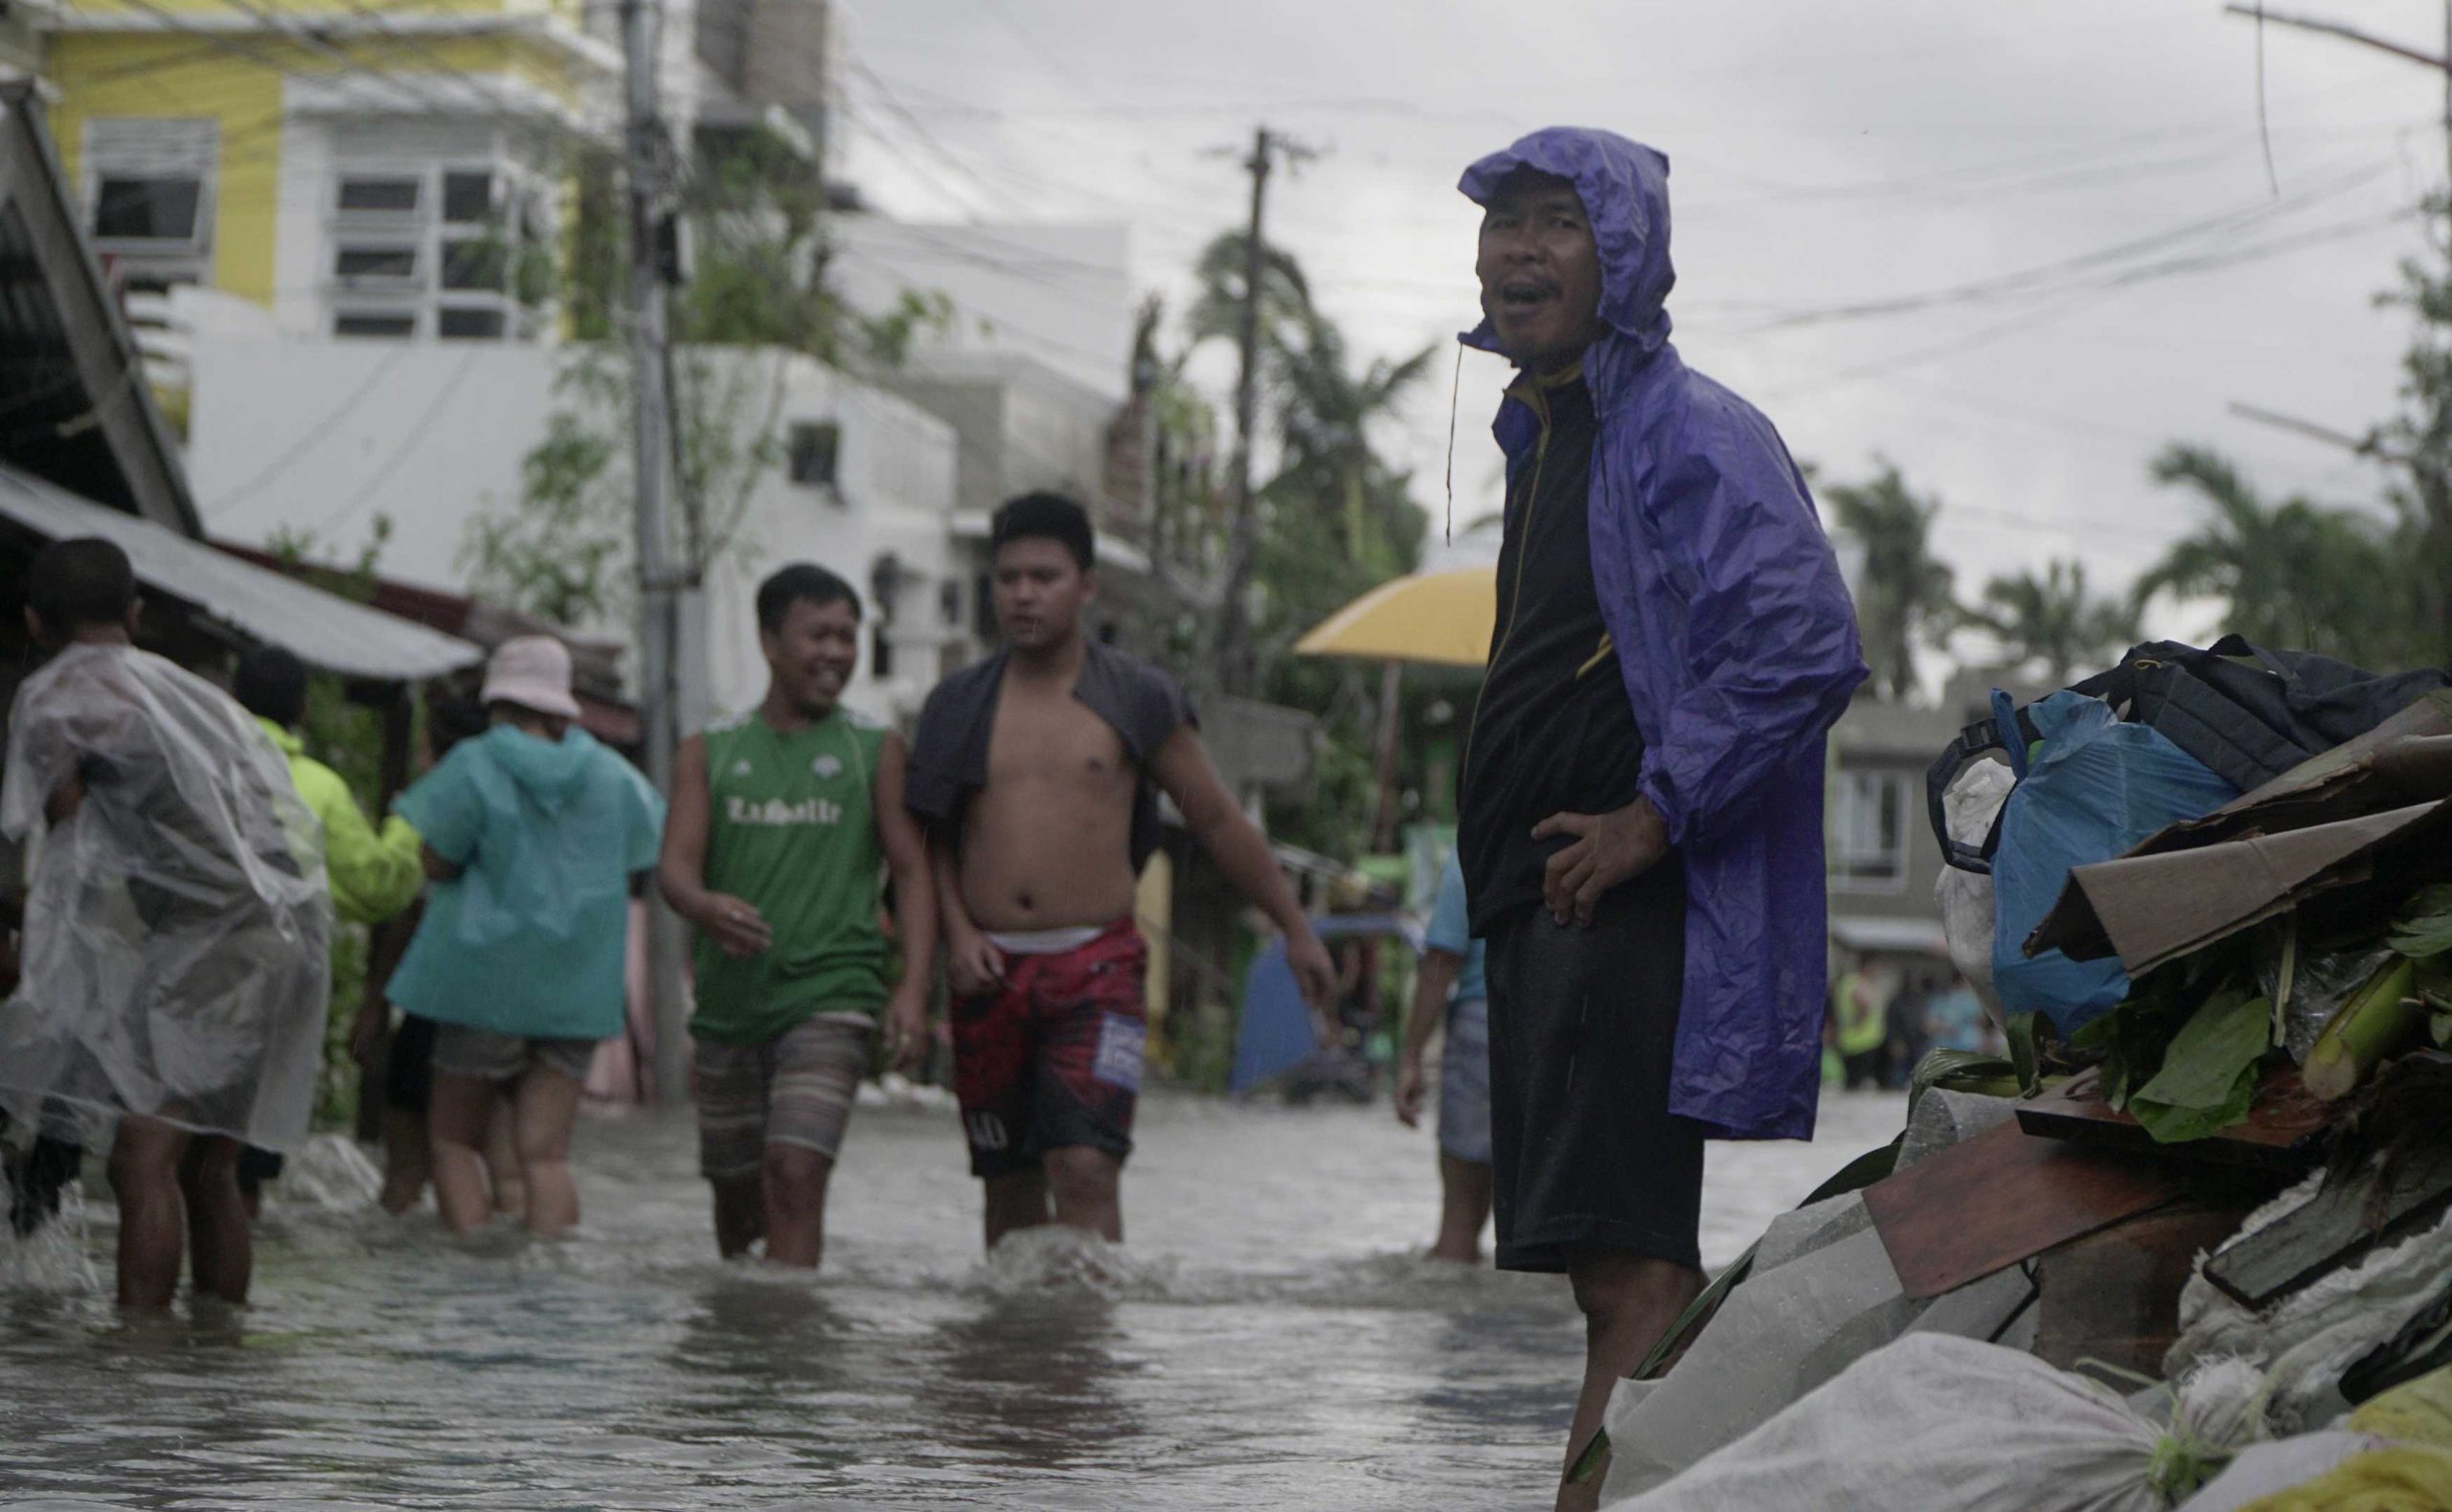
[691, 708, 893, 1043]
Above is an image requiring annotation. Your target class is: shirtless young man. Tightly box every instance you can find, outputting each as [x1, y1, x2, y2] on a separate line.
[906, 492, 1337, 1247]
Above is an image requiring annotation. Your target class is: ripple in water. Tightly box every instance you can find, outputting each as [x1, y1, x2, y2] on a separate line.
[0, 1091, 1909, 1509]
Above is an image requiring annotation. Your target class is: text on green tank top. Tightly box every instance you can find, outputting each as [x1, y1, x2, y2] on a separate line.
[692, 710, 892, 1042]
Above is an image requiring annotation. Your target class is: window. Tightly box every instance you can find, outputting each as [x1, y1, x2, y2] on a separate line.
[440, 237, 509, 291]
[86, 119, 216, 286]
[323, 154, 553, 344]
[334, 246, 418, 282]
[442, 170, 497, 225]
[1828, 769, 1910, 890]
[870, 624, 895, 680]
[788, 421, 840, 488]
[94, 177, 203, 243]
[335, 175, 420, 216]
[334, 310, 416, 339]
[438, 306, 507, 340]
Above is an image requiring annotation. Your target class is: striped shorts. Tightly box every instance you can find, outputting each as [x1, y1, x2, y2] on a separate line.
[693, 1015, 872, 1183]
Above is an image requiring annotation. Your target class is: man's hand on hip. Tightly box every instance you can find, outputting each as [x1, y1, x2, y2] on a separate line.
[1534, 799, 1669, 928]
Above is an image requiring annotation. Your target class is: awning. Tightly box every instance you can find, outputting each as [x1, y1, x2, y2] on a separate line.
[1829, 914, 1951, 956]
[1, 463, 483, 681]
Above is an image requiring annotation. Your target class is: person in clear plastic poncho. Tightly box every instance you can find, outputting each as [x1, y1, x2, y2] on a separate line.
[0, 538, 330, 1310]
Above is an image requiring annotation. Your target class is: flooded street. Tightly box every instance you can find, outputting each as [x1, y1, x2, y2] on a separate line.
[0, 1089, 1907, 1510]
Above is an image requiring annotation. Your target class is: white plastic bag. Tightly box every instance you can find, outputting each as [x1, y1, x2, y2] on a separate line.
[0, 643, 330, 1151]
[2168, 1177, 2452, 1433]
[1936, 759, 2015, 1017]
[1607, 1334, 2168, 1512]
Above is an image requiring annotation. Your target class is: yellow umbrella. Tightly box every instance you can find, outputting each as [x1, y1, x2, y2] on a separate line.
[1291, 566, 1496, 668]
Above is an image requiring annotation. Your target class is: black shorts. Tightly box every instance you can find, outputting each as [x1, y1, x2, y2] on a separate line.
[238, 1145, 284, 1189]
[386, 1012, 439, 1117]
[1484, 858, 1704, 1275]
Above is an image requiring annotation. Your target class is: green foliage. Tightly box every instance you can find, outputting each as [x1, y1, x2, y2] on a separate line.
[1968, 559, 2140, 684]
[2072, 947, 2270, 1143]
[2391, 885, 2452, 959]
[1823, 461, 1958, 701]
[461, 344, 783, 624]
[1180, 234, 1441, 855]
[259, 519, 399, 1131]
[2372, 192, 2452, 668]
[470, 128, 952, 629]
[2124, 985, 2269, 1144]
[465, 382, 627, 624]
[2137, 444, 2413, 667]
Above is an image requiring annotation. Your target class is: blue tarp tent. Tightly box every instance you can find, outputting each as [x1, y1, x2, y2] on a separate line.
[1229, 913, 1422, 1097]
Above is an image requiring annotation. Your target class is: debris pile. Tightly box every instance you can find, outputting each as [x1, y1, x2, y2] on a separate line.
[1599, 664, 2452, 1511]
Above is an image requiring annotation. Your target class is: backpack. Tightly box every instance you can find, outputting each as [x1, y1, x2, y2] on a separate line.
[1927, 636, 2449, 874]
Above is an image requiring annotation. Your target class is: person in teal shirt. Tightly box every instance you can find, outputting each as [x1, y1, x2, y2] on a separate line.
[1394, 853, 1493, 1263]
[387, 636, 664, 1236]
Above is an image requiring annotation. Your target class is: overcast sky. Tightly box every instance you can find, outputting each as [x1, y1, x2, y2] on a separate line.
[830, 0, 2452, 630]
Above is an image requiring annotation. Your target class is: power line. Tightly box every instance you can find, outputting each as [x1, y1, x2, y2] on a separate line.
[1732, 155, 2402, 334]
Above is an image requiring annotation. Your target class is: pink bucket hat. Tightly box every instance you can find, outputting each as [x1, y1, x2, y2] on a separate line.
[480, 635, 582, 720]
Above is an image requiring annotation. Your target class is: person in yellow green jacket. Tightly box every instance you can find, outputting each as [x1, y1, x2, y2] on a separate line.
[231, 646, 426, 1212]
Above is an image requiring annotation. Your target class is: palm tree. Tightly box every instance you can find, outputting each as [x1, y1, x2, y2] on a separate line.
[1823, 462, 1959, 702]
[1269, 309, 1438, 569]
[1188, 230, 1317, 395]
[2136, 444, 2397, 661]
[1967, 560, 2140, 684]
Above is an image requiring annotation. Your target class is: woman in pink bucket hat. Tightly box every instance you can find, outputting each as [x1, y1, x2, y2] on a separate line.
[383, 636, 665, 1236]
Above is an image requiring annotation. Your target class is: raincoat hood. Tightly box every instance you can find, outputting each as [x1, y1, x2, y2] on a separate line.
[1459, 126, 1675, 359]
[479, 722, 601, 813]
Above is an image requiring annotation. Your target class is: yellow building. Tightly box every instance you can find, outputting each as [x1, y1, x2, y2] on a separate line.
[38, 0, 615, 344]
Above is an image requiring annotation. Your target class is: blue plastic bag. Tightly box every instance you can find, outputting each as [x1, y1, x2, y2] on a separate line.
[1991, 692, 2238, 1034]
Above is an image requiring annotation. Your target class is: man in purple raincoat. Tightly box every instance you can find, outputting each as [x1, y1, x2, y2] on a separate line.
[1452, 127, 1865, 1507]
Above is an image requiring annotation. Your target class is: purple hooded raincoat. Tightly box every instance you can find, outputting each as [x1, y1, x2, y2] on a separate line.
[1460, 127, 1869, 1140]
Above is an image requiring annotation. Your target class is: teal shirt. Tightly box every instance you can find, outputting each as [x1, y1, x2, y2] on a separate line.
[387, 726, 666, 1041]
[1424, 854, 1487, 1004]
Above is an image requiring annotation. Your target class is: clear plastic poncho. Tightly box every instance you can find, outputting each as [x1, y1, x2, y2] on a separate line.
[0, 643, 331, 1151]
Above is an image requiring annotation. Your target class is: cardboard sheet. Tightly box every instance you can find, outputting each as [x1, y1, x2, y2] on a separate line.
[2028, 800, 2452, 973]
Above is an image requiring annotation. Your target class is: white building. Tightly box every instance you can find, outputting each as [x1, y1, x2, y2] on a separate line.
[187, 329, 969, 726]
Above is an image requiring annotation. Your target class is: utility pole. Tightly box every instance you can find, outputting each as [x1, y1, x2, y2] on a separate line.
[1214, 126, 1315, 698]
[1215, 126, 1275, 700]
[620, 0, 692, 1104]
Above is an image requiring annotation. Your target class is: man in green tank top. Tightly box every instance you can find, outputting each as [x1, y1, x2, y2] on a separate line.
[656, 564, 938, 1267]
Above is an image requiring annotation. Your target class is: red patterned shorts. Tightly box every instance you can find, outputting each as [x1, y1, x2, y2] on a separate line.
[951, 920, 1148, 1180]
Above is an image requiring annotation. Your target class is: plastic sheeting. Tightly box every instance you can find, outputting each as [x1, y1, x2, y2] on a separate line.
[1601, 1207, 2039, 1501]
[1937, 760, 2015, 1017]
[1992, 693, 2237, 1035]
[0, 644, 330, 1151]
[1606, 1335, 2170, 1512]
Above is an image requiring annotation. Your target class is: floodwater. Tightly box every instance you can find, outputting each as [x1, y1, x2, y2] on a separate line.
[0, 1088, 1908, 1510]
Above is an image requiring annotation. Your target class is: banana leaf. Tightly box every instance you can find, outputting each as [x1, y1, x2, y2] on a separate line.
[1908, 1048, 2023, 1117]
[2125, 985, 2271, 1143]
[2391, 885, 2452, 960]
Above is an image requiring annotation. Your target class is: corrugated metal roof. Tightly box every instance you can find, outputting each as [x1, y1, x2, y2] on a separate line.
[1, 463, 482, 680]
